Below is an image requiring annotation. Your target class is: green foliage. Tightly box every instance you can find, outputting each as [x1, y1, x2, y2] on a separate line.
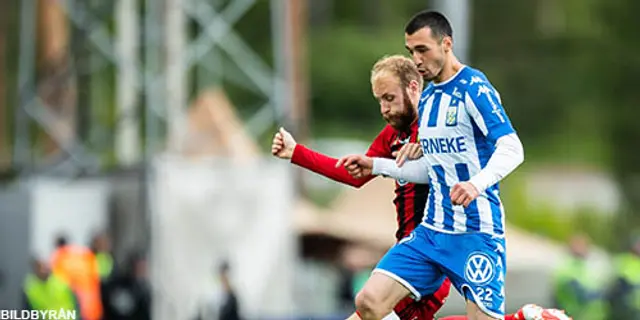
[596, 0, 640, 239]
[308, 26, 403, 137]
[472, 0, 604, 163]
[523, 105, 612, 168]
[502, 174, 616, 250]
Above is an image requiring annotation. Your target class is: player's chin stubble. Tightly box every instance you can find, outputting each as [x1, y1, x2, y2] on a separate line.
[389, 93, 417, 132]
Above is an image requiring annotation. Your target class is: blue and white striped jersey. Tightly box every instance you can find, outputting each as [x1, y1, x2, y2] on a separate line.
[417, 66, 515, 236]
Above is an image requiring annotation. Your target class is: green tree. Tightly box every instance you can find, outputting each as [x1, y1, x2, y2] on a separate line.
[597, 0, 640, 244]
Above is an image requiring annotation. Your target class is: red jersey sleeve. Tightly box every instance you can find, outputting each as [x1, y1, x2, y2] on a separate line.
[291, 144, 370, 188]
[365, 125, 394, 158]
[290, 125, 395, 188]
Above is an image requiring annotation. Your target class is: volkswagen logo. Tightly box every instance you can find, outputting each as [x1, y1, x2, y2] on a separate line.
[464, 252, 495, 285]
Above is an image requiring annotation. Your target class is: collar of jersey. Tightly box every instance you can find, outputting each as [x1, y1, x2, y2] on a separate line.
[431, 65, 467, 87]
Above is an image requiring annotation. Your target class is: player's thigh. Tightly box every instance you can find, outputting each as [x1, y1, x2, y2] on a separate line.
[374, 228, 447, 301]
[434, 232, 507, 319]
[465, 301, 500, 320]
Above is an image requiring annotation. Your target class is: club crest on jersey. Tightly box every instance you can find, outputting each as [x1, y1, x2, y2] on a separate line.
[396, 179, 408, 186]
[445, 103, 459, 126]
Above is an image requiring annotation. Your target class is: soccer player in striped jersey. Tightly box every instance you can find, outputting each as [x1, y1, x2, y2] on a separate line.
[273, 53, 569, 320]
[338, 11, 571, 320]
[271, 55, 451, 320]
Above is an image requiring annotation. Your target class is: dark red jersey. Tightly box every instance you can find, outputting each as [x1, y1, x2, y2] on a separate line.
[291, 123, 429, 241]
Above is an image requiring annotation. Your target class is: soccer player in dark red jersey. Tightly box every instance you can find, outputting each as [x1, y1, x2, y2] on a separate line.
[272, 55, 570, 320]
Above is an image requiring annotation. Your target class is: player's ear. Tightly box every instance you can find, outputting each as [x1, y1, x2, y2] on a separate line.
[408, 79, 420, 94]
[442, 36, 453, 53]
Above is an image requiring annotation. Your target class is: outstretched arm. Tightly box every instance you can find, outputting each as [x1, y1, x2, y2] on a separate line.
[291, 144, 375, 188]
[274, 126, 394, 188]
[371, 156, 430, 184]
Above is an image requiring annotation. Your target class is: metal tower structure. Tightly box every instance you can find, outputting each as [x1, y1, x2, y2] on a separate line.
[13, 0, 297, 177]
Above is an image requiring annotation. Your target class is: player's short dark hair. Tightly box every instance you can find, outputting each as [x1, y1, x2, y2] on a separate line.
[404, 10, 453, 41]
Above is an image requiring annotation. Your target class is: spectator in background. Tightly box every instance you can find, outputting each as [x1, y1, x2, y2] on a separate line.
[193, 261, 243, 320]
[101, 251, 151, 320]
[552, 233, 607, 320]
[337, 245, 378, 313]
[217, 261, 241, 320]
[607, 232, 640, 319]
[23, 257, 79, 314]
[50, 233, 103, 320]
[90, 231, 115, 280]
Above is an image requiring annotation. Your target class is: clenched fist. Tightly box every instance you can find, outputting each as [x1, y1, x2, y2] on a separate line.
[336, 154, 374, 179]
[450, 181, 480, 208]
[271, 127, 296, 159]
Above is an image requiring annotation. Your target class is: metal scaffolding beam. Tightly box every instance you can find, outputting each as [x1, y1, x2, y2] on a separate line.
[115, 0, 141, 166]
[12, 0, 289, 176]
[13, 0, 37, 170]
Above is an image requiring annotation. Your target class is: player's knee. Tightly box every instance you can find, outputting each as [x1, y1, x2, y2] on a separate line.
[355, 287, 390, 319]
[354, 288, 376, 312]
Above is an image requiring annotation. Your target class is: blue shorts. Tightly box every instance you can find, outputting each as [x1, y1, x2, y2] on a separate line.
[374, 224, 506, 318]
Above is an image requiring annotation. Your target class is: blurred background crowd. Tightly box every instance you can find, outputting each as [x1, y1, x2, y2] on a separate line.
[0, 0, 639, 319]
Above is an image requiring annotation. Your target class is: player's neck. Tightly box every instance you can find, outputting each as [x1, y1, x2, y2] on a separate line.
[433, 55, 464, 84]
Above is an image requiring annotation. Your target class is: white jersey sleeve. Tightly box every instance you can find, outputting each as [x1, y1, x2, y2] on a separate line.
[372, 157, 430, 184]
[468, 133, 524, 193]
[464, 77, 523, 192]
